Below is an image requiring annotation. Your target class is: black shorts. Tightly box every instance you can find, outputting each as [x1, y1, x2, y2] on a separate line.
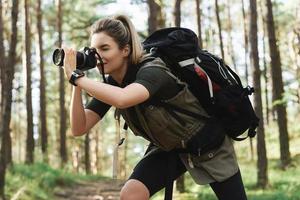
[128, 146, 248, 200]
[128, 147, 187, 196]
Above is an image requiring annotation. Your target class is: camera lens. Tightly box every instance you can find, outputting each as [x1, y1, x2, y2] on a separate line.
[52, 48, 65, 66]
[52, 47, 98, 71]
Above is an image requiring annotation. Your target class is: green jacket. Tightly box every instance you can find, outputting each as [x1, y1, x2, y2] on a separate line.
[120, 57, 209, 151]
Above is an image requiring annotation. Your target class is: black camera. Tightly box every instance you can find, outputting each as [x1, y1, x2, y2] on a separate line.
[52, 47, 102, 71]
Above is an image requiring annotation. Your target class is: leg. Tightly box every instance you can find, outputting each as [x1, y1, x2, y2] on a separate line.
[209, 170, 247, 200]
[120, 149, 187, 200]
[120, 179, 150, 200]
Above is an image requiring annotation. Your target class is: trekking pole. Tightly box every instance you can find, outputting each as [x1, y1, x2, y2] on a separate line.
[112, 137, 125, 179]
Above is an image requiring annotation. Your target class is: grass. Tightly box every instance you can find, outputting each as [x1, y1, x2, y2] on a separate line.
[5, 119, 300, 200]
[5, 153, 300, 200]
[151, 156, 300, 200]
[5, 162, 108, 200]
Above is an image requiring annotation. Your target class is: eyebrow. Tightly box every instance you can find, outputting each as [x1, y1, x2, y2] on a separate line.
[96, 44, 109, 49]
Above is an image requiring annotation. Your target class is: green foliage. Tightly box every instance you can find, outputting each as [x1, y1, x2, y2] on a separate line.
[151, 157, 300, 200]
[6, 162, 107, 200]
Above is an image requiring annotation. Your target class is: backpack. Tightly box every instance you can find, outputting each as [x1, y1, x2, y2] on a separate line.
[142, 27, 259, 141]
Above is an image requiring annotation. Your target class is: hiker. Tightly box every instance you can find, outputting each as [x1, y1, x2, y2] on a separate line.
[62, 15, 248, 200]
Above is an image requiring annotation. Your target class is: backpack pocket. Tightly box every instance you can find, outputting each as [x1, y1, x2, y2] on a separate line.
[214, 85, 259, 139]
[142, 87, 208, 151]
[185, 117, 225, 156]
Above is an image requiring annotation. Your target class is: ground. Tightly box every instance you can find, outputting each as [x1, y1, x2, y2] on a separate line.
[54, 179, 124, 200]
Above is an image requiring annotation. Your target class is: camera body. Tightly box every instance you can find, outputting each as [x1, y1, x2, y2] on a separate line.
[52, 47, 102, 71]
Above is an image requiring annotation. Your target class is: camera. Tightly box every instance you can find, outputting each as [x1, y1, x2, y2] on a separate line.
[52, 47, 102, 71]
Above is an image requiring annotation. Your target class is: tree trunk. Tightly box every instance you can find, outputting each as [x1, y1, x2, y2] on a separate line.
[95, 129, 101, 173]
[265, 0, 291, 168]
[242, 0, 249, 84]
[241, 0, 255, 161]
[195, 0, 203, 49]
[91, 131, 98, 174]
[24, 0, 34, 165]
[0, 0, 19, 198]
[173, 0, 182, 27]
[226, 0, 237, 71]
[37, 0, 48, 163]
[85, 132, 91, 174]
[0, 0, 4, 116]
[295, 28, 300, 106]
[249, 0, 268, 188]
[259, 0, 270, 125]
[0, 0, 6, 166]
[57, 0, 67, 165]
[214, 0, 225, 60]
[147, 0, 165, 34]
[1, 1, 13, 167]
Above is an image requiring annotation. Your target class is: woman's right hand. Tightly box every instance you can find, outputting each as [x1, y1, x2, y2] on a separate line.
[63, 47, 77, 81]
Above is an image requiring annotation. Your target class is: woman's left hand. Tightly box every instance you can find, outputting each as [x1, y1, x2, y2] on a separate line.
[63, 47, 77, 80]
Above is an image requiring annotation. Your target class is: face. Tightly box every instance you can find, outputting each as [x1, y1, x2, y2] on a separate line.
[90, 32, 129, 75]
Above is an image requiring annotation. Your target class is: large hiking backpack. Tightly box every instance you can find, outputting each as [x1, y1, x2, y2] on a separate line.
[142, 27, 259, 141]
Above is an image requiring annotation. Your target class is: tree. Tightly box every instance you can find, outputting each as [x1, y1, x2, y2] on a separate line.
[295, 26, 300, 105]
[249, 0, 268, 188]
[0, 0, 19, 198]
[0, 2, 13, 167]
[37, 0, 48, 162]
[226, 0, 237, 70]
[241, 0, 255, 160]
[0, 0, 4, 116]
[57, 0, 68, 165]
[241, 0, 249, 83]
[214, 0, 225, 59]
[147, 0, 165, 34]
[195, 0, 203, 49]
[173, 0, 182, 27]
[265, 0, 291, 168]
[85, 132, 91, 174]
[24, 0, 34, 164]
[259, 0, 270, 125]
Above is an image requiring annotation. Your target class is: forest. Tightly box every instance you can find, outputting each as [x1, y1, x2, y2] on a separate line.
[0, 0, 300, 199]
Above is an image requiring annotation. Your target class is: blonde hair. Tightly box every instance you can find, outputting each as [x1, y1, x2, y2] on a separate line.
[90, 15, 143, 65]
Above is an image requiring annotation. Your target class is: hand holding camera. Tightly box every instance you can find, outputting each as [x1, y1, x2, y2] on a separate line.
[52, 47, 106, 85]
[53, 47, 102, 71]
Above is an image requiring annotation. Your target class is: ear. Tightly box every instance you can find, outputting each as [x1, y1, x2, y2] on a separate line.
[122, 45, 130, 57]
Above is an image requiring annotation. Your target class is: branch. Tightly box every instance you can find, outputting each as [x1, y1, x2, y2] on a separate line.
[11, 186, 26, 200]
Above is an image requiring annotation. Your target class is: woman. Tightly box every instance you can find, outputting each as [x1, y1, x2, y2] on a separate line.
[63, 15, 248, 200]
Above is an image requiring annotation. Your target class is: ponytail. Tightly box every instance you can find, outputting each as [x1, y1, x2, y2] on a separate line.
[91, 15, 143, 65]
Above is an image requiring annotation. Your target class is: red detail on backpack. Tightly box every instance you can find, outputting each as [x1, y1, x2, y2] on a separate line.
[194, 66, 221, 91]
[228, 104, 237, 114]
[194, 66, 206, 79]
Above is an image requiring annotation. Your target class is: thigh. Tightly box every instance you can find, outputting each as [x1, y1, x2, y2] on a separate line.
[209, 170, 247, 200]
[128, 150, 187, 197]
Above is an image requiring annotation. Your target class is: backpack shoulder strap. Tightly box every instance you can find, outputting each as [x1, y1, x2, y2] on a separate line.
[138, 56, 180, 81]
